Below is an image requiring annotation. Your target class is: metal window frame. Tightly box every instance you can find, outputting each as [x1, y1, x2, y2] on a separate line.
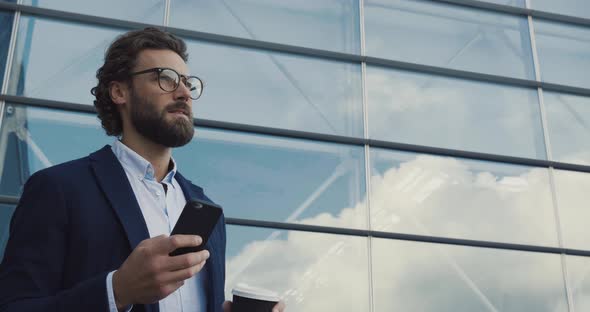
[223, 217, 590, 257]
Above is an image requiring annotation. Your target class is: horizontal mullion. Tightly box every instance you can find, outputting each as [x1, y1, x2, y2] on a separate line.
[431, 0, 590, 28]
[366, 58, 590, 98]
[0, 94, 96, 113]
[4, 94, 590, 174]
[0, 3, 590, 98]
[430, 0, 529, 15]
[0, 195, 18, 205]
[227, 217, 590, 257]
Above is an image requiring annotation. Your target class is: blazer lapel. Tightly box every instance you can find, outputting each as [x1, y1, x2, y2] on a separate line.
[89, 145, 150, 251]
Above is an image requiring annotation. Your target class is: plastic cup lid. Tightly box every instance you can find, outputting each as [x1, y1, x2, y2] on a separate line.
[232, 283, 280, 302]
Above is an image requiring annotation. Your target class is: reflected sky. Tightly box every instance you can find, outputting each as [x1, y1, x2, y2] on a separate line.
[553, 170, 590, 251]
[364, 0, 535, 79]
[370, 148, 559, 246]
[187, 40, 363, 137]
[544, 91, 590, 165]
[531, 0, 590, 19]
[170, 0, 360, 54]
[367, 66, 546, 159]
[372, 239, 568, 312]
[566, 255, 590, 312]
[21, 0, 165, 24]
[8, 16, 123, 104]
[534, 19, 590, 89]
[226, 225, 370, 311]
[177, 128, 367, 228]
[0, 105, 110, 184]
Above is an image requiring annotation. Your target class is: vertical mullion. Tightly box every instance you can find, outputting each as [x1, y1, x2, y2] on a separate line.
[358, 0, 375, 312]
[0, 8, 22, 128]
[163, 0, 171, 26]
[359, 0, 374, 311]
[526, 0, 574, 310]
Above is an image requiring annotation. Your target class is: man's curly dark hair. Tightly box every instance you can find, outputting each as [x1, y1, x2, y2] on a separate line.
[91, 27, 188, 136]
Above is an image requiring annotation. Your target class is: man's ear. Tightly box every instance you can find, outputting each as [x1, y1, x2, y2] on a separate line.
[109, 81, 128, 106]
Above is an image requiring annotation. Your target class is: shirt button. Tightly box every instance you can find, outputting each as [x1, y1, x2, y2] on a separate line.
[156, 191, 161, 196]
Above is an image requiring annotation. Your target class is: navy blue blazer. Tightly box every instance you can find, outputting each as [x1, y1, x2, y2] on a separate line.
[0, 145, 226, 312]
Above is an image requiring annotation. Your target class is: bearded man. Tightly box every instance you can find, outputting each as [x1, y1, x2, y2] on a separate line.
[0, 27, 284, 312]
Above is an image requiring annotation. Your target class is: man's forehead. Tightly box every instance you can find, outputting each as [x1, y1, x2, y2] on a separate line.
[135, 49, 188, 73]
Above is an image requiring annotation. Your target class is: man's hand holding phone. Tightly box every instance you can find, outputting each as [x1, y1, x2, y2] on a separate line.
[112, 234, 209, 309]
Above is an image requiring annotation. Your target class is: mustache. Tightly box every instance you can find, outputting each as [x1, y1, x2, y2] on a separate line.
[166, 102, 192, 114]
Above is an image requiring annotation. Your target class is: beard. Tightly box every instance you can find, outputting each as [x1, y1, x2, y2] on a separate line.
[128, 88, 195, 147]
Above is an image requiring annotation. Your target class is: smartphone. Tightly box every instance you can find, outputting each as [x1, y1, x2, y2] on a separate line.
[169, 199, 223, 256]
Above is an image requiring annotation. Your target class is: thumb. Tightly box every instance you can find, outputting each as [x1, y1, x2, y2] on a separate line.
[222, 300, 232, 312]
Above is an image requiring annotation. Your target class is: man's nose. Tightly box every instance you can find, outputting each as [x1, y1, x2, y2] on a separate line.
[174, 79, 192, 101]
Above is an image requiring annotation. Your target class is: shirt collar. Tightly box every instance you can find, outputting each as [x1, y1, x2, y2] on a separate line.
[111, 140, 178, 185]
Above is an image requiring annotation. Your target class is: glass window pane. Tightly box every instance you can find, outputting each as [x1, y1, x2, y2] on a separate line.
[227, 225, 370, 311]
[367, 66, 546, 159]
[553, 170, 590, 250]
[372, 238, 568, 312]
[21, 0, 165, 24]
[364, 0, 535, 79]
[187, 40, 363, 137]
[170, 0, 360, 54]
[0, 204, 16, 260]
[177, 128, 367, 229]
[544, 91, 590, 165]
[532, 0, 590, 19]
[0, 11, 14, 88]
[535, 19, 590, 89]
[566, 255, 590, 312]
[0, 104, 110, 196]
[8, 16, 124, 105]
[370, 148, 559, 246]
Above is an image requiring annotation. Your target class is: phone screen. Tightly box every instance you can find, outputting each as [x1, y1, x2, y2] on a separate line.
[169, 199, 223, 256]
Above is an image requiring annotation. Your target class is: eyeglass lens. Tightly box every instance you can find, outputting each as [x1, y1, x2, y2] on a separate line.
[159, 69, 202, 99]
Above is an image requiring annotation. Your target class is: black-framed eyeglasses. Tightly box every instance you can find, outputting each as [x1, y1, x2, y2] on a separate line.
[129, 67, 204, 100]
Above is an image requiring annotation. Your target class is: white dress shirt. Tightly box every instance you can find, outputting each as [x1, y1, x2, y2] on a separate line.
[106, 140, 208, 312]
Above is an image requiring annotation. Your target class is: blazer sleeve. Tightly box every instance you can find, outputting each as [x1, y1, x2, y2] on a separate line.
[0, 170, 109, 312]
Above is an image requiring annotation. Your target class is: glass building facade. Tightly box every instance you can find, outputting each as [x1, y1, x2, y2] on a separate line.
[1, 0, 590, 311]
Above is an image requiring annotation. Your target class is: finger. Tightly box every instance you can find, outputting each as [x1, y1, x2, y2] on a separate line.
[159, 260, 207, 284]
[165, 249, 210, 271]
[222, 300, 232, 312]
[139, 234, 168, 247]
[273, 301, 286, 312]
[159, 234, 202, 254]
[157, 280, 184, 300]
